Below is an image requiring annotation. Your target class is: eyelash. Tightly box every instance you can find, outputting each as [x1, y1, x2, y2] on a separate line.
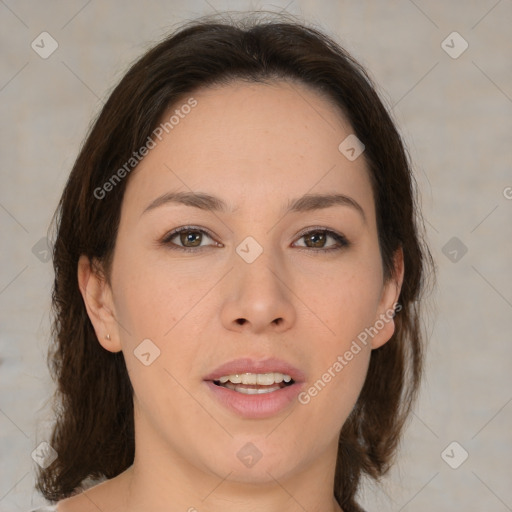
[160, 225, 350, 254]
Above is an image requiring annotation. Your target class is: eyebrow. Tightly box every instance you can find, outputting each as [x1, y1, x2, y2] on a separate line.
[141, 191, 366, 222]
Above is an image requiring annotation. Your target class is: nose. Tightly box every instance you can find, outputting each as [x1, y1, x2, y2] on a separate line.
[220, 249, 296, 334]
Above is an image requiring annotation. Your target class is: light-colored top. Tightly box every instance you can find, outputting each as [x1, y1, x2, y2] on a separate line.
[28, 506, 58, 511]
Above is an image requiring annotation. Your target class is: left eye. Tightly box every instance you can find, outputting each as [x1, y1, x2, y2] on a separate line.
[161, 226, 349, 253]
[293, 229, 349, 252]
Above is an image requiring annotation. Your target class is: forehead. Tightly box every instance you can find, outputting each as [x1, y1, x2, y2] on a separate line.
[122, 80, 375, 221]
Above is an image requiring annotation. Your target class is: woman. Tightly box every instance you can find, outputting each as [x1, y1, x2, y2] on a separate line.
[31, 11, 433, 512]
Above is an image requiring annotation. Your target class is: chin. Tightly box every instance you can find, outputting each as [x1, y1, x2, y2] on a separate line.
[202, 441, 305, 484]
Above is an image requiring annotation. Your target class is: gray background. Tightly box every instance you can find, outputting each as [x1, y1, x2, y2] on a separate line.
[1, 0, 511, 511]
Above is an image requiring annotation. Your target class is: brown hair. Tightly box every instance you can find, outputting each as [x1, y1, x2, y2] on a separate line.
[36, 11, 434, 511]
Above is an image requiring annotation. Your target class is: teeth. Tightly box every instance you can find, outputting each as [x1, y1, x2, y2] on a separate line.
[257, 373, 275, 385]
[223, 382, 282, 394]
[216, 372, 293, 385]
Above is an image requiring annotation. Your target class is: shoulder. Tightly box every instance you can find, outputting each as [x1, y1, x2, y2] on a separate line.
[28, 474, 110, 512]
[29, 472, 122, 512]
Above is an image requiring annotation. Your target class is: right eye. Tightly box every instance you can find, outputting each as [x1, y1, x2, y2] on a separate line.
[160, 226, 222, 253]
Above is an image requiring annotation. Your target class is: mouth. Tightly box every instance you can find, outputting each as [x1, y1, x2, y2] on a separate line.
[212, 372, 296, 395]
[203, 358, 305, 419]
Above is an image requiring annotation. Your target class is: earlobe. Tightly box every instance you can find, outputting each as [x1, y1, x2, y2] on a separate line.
[77, 255, 122, 353]
[370, 247, 405, 350]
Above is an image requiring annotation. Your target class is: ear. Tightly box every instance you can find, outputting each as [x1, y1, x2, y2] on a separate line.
[77, 254, 122, 353]
[370, 246, 404, 350]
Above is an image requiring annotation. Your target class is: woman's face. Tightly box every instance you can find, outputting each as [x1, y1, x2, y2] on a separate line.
[81, 80, 402, 487]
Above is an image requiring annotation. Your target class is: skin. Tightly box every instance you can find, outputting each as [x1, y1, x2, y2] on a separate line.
[69, 80, 403, 512]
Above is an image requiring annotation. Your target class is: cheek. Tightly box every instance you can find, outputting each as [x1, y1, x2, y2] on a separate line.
[297, 342, 371, 439]
[111, 251, 212, 390]
[314, 262, 384, 343]
[111, 248, 211, 340]
[293, 267, 380, 433]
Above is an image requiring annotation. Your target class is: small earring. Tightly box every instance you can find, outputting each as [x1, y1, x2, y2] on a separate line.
[105, 334, 111, 341]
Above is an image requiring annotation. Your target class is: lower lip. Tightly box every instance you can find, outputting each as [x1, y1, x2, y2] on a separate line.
[204, 380, 304, 419]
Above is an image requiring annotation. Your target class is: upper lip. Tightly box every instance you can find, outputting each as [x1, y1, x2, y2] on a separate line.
[203, 357, 306, 383]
